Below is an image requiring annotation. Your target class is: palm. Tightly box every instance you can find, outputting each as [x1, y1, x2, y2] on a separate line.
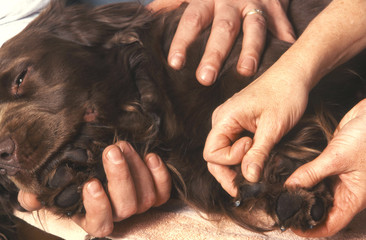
[292, 100, 366, 237]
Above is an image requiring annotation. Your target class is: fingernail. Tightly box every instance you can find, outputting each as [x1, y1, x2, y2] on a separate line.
[246, 163, 261, 182]
[146, 155, 161, 170]
[240, 57, 256, 74]
[198, 66, 217, 85]
[87, 181, 103, 198]
[244, 141, 252, 153]
[169, 52, 185, 69]
[106, 146, 123, 164]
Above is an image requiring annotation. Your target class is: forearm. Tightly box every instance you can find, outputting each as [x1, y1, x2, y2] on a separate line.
[275, 0, 366, 91]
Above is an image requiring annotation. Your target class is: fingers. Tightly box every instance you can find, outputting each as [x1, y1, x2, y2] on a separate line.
[112, 142, 156, 215]
[285, 156, 334, 189]
[168, 0, 214, 71]
[145, 153, 172, 206]
[204, 130, 252, 195]
[292, 204, 355, 237]
[285, 139, 347, 188]
[73, 180, 114, 238]
[292, 182, 360, 237]
[74, 141, 171, 237]
[196, 3, 241, 85]
[204, 132, 253, 166]
[18, 191, 42, 211]
[241, 122, 281, 182]
[146, 0, 185, 12]
[237, 1, 295, 76]
[103, 143, 139, 221]
[264, 0, 296, 43]
[168, 0, 296, 85]
[237, 5, 267, 76]
[103, 142, 171, 221]
[207, 163, 238, 197]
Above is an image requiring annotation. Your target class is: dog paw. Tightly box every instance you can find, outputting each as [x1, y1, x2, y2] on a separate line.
[232, 158, 333, 232]
[274, 183, 333, 231]
[37, 146, 106, 217]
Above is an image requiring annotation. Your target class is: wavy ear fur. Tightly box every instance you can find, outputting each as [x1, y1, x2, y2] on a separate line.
[26, 1, 178, 151]
[25, 0, 152, 47]
[26, 1, 175, 149]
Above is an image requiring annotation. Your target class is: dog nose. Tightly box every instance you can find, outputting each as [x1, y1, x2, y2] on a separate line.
[0, 137, 19, 176]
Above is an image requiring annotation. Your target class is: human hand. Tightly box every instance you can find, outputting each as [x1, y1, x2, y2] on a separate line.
[203, 66, 309, 196]
[285, 99, 366, 237]
[148, 0, 296, 86]
[18, 141, 171, 238]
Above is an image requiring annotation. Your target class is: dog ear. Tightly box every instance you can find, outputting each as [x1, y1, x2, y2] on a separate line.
[25, 1, 151, 47]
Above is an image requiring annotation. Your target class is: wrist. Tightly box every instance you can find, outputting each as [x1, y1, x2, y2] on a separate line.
[261, 51, 314, 97]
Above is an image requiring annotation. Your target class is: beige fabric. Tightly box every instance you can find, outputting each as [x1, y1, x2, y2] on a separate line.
[15, 199, 366, 240]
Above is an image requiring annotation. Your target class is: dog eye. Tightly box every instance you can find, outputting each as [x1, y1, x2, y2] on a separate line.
[16, 69, 27, 87]
[14, 69, 28, 96]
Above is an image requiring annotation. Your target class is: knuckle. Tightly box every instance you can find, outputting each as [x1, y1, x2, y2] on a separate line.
[203, 149, 211, 162]
[97, 201, 111, 213]
[115, 204, 138, 221]
[207, 163, 216, 174]
[157, 175, 172, 191]
[115, 163, 132, 182]
[241, 49, 260, 59]
[203, 147, 217, 162]
[331, 154, 348, 171]
[246, 14, 266, 30]
[254, 15, 267, 29]
[155, 191, 171, 207]
[181, 11, 203, 29]
[246, 149, 267, 166]
[206, 48, 225, 64]
[302, 166, 321, 184]
[214, 19, 238, 36]
[143, 193, 157, 209]
[211, 106, 222, 122]
[92, 224, 114, 238]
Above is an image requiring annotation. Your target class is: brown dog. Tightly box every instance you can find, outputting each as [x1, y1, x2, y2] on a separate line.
[0, 0, 365, 235]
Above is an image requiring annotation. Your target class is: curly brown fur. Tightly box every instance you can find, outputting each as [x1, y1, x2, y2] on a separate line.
[0, 0, 365, 236]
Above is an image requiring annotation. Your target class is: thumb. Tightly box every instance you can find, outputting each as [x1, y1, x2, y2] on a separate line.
[241, 123, 281, 183]
[18, 190, 43, 211]
[285, 143, 343, 188]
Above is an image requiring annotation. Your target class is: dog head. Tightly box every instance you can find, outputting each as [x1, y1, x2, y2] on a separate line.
[0, 1, 161, 216]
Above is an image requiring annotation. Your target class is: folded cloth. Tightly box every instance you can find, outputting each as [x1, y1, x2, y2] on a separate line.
[0, 0, 153, 47]
[0, 0, 50, 46]
[14, 199, 366, 240]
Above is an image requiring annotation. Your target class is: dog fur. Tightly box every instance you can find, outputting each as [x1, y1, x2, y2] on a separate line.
[0, 0, 365, 237]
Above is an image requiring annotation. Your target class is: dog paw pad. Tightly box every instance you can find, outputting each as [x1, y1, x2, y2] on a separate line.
[54, 184, 80, 208]
[310, 197, 325, 222]
[276, 192, 302, 222]
[48, 165, 74, 189]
